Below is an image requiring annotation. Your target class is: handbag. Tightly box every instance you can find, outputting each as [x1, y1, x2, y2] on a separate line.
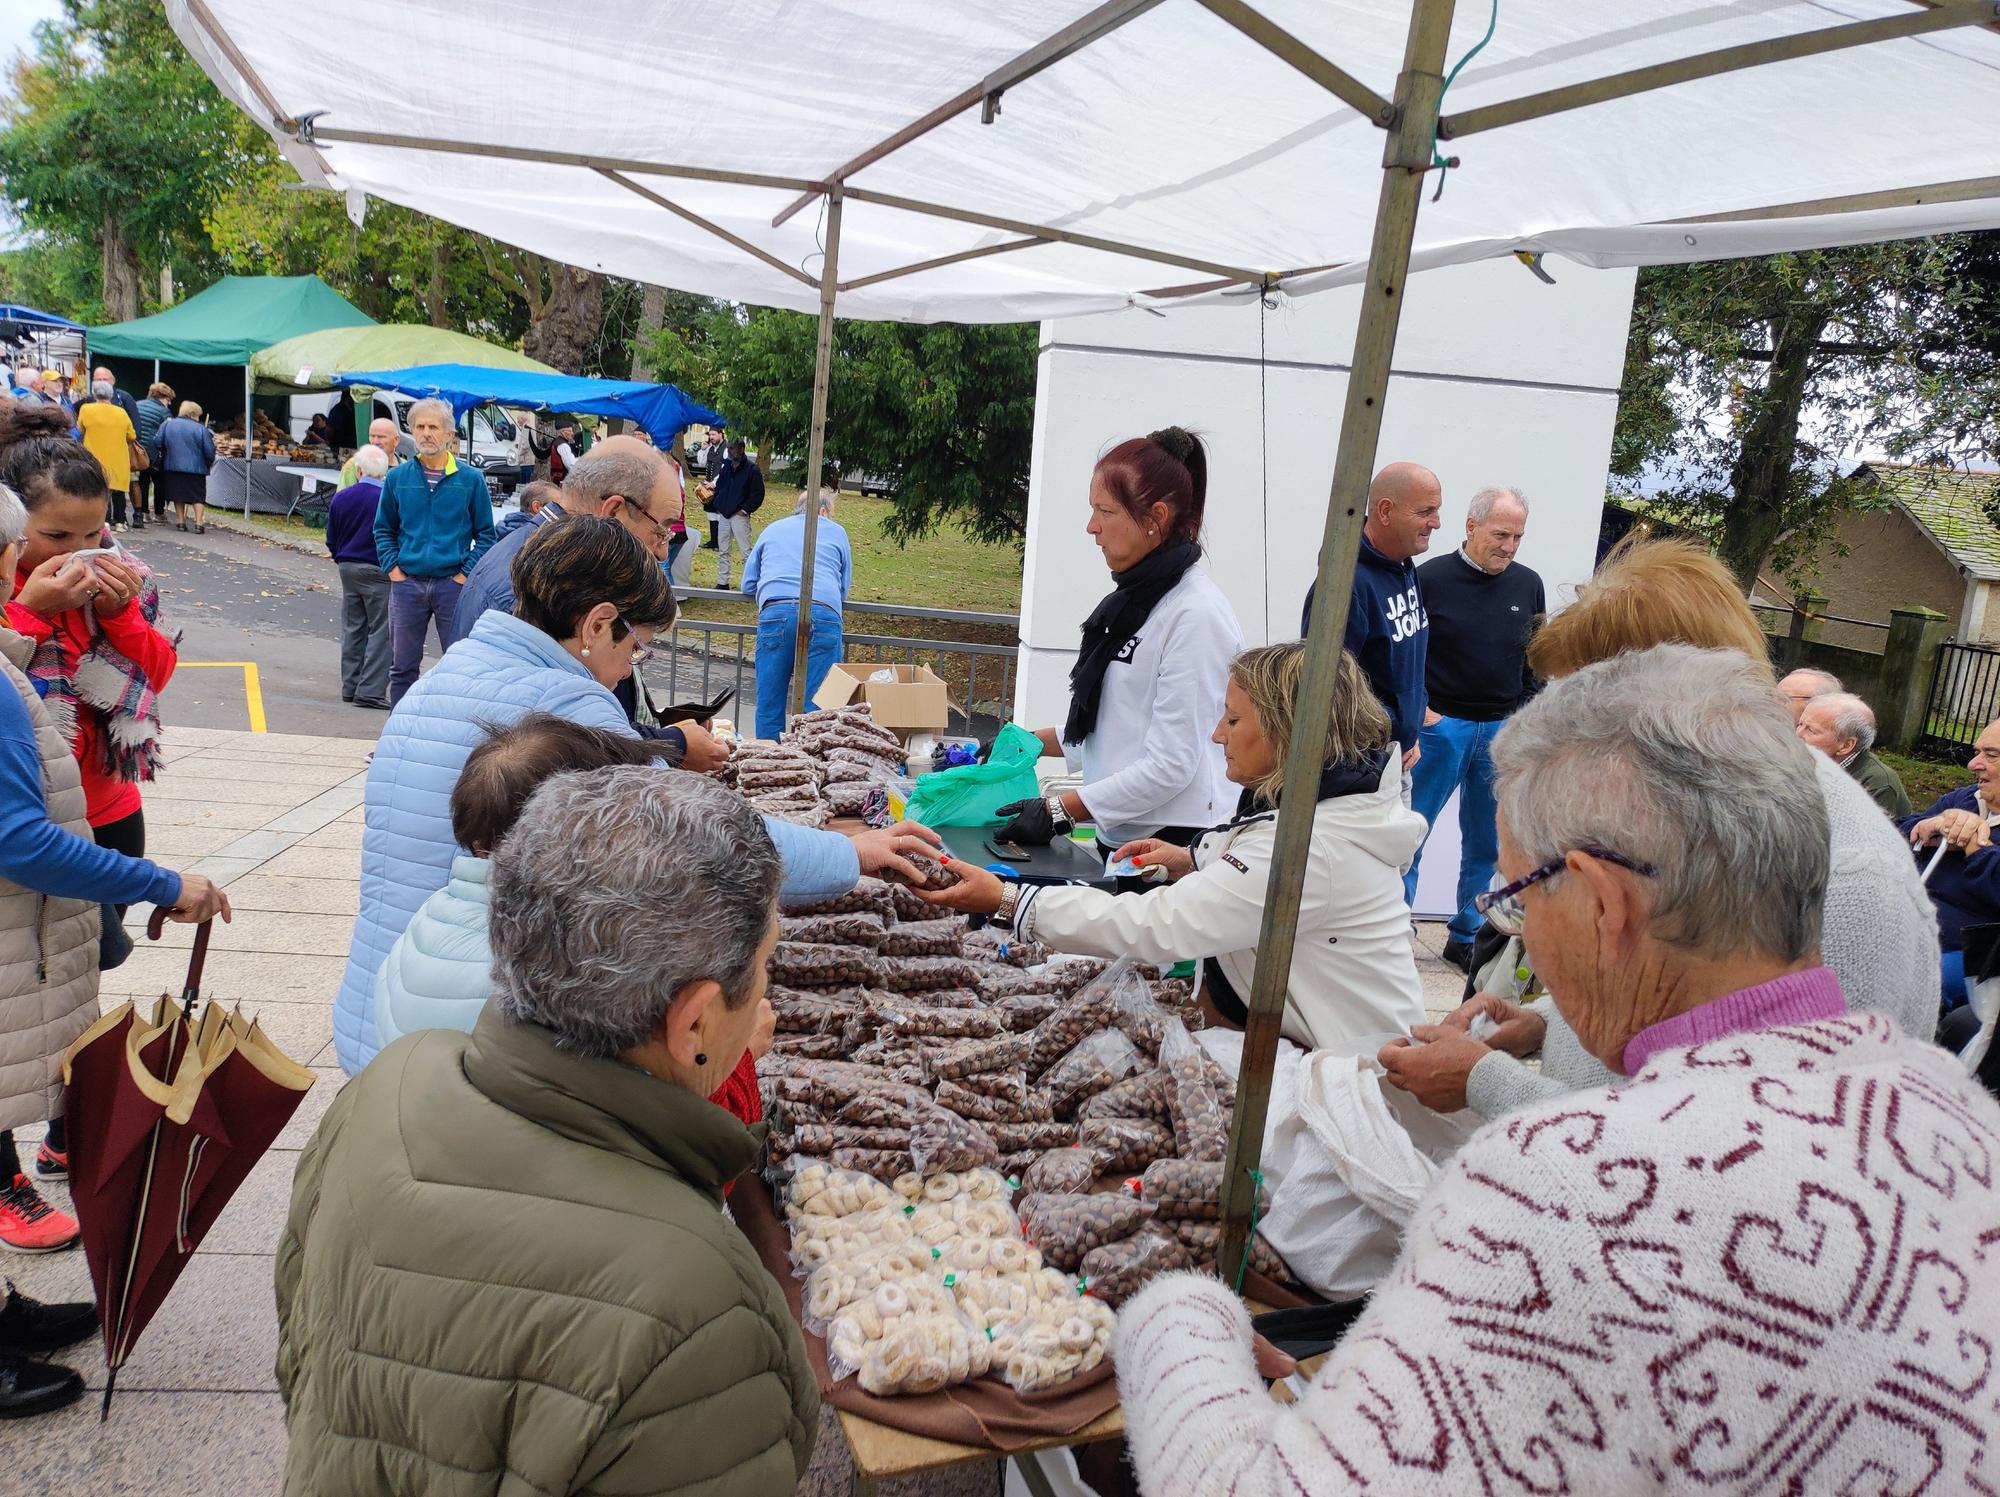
[129, 439, 150, 473]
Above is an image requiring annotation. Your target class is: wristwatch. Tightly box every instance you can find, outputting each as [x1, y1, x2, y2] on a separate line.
[994, 882, 1024, 930]
[1043, 794, 1075, 835]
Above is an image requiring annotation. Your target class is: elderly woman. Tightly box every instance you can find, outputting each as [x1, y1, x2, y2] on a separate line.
[1115, 644, 2000, 1494]
[155, 400, 216, 533]
[1380, 536, 1940, 1119]
[279, 766, 817, 1495]
[333, 515, 937, 1074]
[922, 642, 1426, 1049]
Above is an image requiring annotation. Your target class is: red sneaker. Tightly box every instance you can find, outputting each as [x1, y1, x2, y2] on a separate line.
[0, 1176, 78, 1254]
[31, 1142, 65, 1180]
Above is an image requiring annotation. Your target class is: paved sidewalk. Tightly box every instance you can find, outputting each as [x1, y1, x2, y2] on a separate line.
[8, 723, 1471, 1495]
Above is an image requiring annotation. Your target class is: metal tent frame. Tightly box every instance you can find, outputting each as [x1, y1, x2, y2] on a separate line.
[176, 0, 2000, 1285]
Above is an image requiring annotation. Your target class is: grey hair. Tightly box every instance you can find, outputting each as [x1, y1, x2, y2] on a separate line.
[0, 483, 25, 547]
[564, 449, 660, 508]
[90, 379, 114, 402]
[487, 765, 780, 1058]
[1812, 691, 1876, 756]
[1781, 666, 1843, 694]
[1492, 642, 1828, 964]
[794, 490, 835, 516]
[1467, 485, 1528, 522]
[351, 444, 390, 479]
[406, 396, 454, 430]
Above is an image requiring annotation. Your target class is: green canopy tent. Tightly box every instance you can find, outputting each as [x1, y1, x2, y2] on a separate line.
[90, 275, 375, 513]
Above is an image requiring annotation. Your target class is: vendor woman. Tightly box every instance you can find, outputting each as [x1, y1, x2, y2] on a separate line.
[926, 642, 1428, 1051]
[992, 428, 1242, 860]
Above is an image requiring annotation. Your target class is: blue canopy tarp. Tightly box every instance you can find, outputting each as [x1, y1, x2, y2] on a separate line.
[0, 304, 84, 337]
[333, 363, 722, 445]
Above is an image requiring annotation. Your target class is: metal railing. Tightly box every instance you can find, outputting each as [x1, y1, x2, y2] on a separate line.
[646, 589, 1021, 738]
[1917, 639, 2000, 760]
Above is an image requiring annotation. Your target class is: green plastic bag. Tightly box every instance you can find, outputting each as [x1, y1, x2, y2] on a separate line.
[907, 722, 1045, 827]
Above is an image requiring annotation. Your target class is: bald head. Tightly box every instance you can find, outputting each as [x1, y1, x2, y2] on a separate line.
[367, 417, 402, 457]
[1364, 462, 1443, 562]
[1778, 667, 1843, 724]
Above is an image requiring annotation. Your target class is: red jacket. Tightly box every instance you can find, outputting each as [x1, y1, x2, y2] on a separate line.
[707, 1050, 764, 1197]
[5, 589, 177, 827]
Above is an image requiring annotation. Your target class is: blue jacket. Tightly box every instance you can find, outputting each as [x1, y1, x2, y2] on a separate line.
[1898, 784, 2000, 953]
[372, 854, 493, 1053]
[133, 397, 172, 454]
[324, 479, 384, 567]
[447, 503, 560, 647]
[495, 508, 539, 538]
[156, 416, 217, 475]
[743, 512, 851, 613]
[333, 608, 861, 1073]
[1301, 536, 1429, 749]
[709, 457, 765, 518]
[373, 454, 495, 580]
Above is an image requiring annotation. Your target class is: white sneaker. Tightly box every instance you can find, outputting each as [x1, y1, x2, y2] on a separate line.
[111, 523, 127, 533]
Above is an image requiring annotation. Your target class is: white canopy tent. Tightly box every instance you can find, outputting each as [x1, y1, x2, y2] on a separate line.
[172, 0, 2000, 1279]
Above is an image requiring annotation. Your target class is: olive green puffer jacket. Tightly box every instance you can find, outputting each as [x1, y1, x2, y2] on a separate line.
[274, 1006, 818, 1496]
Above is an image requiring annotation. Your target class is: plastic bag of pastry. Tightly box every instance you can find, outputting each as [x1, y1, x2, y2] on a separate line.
[1041, 1028, 1144, 1117]
[1136, 1158, 1270, 1222]
[853, 1309, 994, 1396]
[778, 912, 889, 949]
[907, 1102, 1001, 1175]
[989, 1296, 1117, 1393]
[786, 1164, 904, 1220]
[892, 1166, 1013, 1205]
[1168, 1221, 1297, 1284]
[1159, 1017, 1229, 1162]
[1017, 1189, 1154, 1272]
[1021, 1146, 1103, 1197]
[1078, 1224, 1193, 1307]
[1077, 1067, 1173, 1125]
[802, 1240, 935, 1328]
[782, 876, 896, 920]
[880, 920, 966, 958]
[1076, 1116, 1176, 1173]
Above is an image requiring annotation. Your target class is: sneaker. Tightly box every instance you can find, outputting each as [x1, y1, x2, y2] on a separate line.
[111, 522, 126, 533]
[1441, 939, 1476, 976]
[0, 1348, 83, 1420]
[0, 1176, 79, 1254]
[0, 1280, 96, 1355]
[31, 1142, 64, 1179]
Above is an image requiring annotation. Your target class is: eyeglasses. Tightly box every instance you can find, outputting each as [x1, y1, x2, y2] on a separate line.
[1474, 845, 1658, 936]
[613, 616, 654, 663]
[617, 498, 673, 543]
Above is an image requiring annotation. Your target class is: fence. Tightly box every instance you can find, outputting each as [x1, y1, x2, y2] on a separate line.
[643, 588, 1021, 739]
[1917, 639, 2000, 759]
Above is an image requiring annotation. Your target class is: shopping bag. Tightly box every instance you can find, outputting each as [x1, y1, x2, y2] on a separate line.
[906, 721, 1044, 827]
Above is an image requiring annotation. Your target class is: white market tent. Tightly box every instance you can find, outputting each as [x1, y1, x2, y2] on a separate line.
[172, 0, 2000, 1276]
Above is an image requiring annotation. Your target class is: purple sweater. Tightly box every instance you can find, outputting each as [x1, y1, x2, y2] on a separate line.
[325, 479, 384, 567]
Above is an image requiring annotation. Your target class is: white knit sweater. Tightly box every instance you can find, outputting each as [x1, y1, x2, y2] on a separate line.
[1115, 1011, 2000, 1495]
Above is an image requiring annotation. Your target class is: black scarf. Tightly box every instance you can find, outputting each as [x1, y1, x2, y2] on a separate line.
[1064, 539, 1200, 745]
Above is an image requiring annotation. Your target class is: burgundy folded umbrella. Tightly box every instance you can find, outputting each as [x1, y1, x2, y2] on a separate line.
[60, 910, 314, 1416]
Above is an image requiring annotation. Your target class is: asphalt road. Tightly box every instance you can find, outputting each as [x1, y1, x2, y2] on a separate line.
[134, 521, 389, 739]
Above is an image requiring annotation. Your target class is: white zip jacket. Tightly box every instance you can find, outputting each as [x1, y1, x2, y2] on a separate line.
[1017, 753, 1429, 1051]
[1064, 565, 1242, 846]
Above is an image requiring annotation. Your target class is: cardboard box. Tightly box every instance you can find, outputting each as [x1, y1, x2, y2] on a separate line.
[813, 662, 950, 734]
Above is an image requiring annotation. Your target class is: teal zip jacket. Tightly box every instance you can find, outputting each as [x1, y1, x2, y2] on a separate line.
[373, 453, 496, 578]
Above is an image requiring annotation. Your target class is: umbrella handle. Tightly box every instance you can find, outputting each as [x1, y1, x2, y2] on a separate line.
[145, 910, 214, 1019]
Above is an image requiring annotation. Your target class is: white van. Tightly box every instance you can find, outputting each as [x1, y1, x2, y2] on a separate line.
[372, 393, 523, 492]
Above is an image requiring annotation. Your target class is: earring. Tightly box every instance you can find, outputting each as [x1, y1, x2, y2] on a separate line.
[695, 1052, 708, 1067]
[581, 646, 591, 657]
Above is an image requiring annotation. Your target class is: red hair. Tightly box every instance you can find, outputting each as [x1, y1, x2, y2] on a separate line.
[1094, 426, 1207, 545]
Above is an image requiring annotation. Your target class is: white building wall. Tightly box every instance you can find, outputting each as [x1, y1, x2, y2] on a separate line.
[1014, 256, 1636, 917]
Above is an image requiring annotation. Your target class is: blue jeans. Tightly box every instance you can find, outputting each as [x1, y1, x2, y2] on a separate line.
[1403, 714, 1502, 944]
[756, 601, 842, 739]
[1943, 949, 1968, 1013]
[389, 575, 463, 704]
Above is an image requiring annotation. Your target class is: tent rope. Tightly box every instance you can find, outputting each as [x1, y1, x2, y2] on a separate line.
[1430, 0, 1499, 202]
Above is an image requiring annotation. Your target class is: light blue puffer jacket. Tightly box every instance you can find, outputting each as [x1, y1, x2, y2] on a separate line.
[372, 854, 492, 1052]
[333, 609, 860, 1074]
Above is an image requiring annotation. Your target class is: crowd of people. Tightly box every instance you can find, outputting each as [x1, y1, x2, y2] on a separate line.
[9, 363, 219, 534]
[1, 393, 1996, 1495]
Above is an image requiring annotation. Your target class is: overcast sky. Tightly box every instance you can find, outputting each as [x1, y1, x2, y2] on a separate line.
[0, 0, 67, 249]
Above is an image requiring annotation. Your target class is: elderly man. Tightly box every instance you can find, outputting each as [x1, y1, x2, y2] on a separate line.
[1899, 718, 2000, 1009]
[1777, 664, 1842, 723]
[1404, 484, 1544, 968]
[741, 484, 851, 738]
[1301, 461, 1441, 768]
[337, 416, 413, 488]
[1798, 689, 1908, 815]
[1114, 643, 2000, 1495]
[372, 397, 496, 703]
[277, 767, 819, 1496]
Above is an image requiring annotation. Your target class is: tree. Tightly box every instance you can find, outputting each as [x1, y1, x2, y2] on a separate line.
[0, 0, 253, 320]
[1613, 237, 2000, 592]
[473, 244, 606, 374]
[644, 306, 1037, 544]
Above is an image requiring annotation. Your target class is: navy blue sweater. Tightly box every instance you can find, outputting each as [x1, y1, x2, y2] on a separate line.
[1898, 784, 2000, 953]
[1301, 536, 1428, 748]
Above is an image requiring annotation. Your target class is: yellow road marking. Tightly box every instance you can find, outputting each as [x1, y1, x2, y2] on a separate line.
[177, 661, 267, 734]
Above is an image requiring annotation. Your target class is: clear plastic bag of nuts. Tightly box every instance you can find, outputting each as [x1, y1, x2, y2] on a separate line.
[880, 920, 965, 958]
[783, 876, 896, 920]
[769, 942, 882, 989]
[1077, 1224, 1193, 1306]
[1017, 1189, 1154, 1272]
[1020, 1146, 1102, 1197]
[778, 912, 888, 948]
[878, 850, 960, 892]
[1135, 1158, 1270, 1221]
[1076, 1116, 1175, 1172]
[907, 1102, 1001, 1175]
[1159, 1017, 1228, 1161]
[1042, 1028, 1144, 1118]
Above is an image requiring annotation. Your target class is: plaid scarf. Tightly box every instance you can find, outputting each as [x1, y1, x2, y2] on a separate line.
[26, 533, 177, 785]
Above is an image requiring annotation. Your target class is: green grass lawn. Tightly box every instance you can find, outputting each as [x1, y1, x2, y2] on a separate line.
[1878, 750, 1961, 811]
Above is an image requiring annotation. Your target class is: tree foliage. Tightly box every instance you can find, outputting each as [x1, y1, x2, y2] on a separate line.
[643, 306, 1037, 545]
[1612, 236, 2000, 591]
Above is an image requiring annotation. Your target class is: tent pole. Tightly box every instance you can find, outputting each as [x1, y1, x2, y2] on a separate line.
[243, 361, 253, 518]
[788, 191, 843, 722]
[1217, 0, 1459, 1286]
[152, 358, 159, 384]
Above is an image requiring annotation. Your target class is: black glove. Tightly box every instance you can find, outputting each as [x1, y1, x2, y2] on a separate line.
[994, 795, 1071, 847]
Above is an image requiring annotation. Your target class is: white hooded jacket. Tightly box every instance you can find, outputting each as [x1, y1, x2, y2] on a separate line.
[1016, 752, 1429, 1051]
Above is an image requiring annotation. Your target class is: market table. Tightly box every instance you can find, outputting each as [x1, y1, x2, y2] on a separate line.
[837, 1405, 1120, 1496]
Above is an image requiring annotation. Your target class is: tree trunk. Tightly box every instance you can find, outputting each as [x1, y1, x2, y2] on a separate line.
[629, 283, 667, 381]
[1716, 312, 1827, 593]
[522, 264, 606, 374]
[100, 213, 142, 321]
